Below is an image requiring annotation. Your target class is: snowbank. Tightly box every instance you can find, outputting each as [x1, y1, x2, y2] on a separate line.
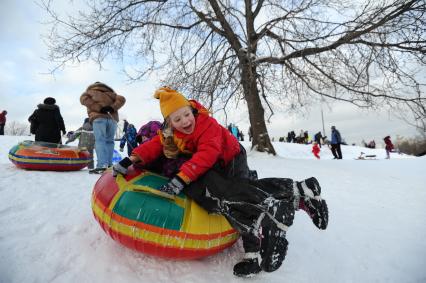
[0, 135, 425, 283]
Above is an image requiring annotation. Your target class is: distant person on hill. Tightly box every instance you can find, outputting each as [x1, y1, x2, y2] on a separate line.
[298, 129, 305, 143]
[312, 142, 320, 159]
[384, 136, 394, 159]
[314, 132, 323, 148]
[286, 131, 292, 143]
[65, 118, 95, 169]
[231, 124, 239, 139]
[238, 129, 244, 141]
[0, 110, 7, 135]
[112, 86, 329, 277]
[290, 130, 296, 143]
[368, 140, 376, 149]
[80, 82, 126, 174]
[28, 97, 66, 144]
[304, 131, 309, 144]
[248, 126, 253, 142]
[330, 126, 343, 159]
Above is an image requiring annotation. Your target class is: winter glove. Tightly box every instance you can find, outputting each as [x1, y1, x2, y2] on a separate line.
[100, 106, 114, 114]
[62, 130, 67, 136]
[112, 157, 133, 177]
[119, 147, 124, 152]
[158, 176, 186, 196]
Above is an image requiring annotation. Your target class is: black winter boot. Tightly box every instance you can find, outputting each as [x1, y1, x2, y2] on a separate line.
[233, 253, 262, 277]
[260, 199, 293, 272]
[296, 177, 328, 230]
[260, 227, 288, 272]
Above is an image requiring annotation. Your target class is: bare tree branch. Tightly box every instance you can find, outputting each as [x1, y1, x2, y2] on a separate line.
[41, 0, 426, 154]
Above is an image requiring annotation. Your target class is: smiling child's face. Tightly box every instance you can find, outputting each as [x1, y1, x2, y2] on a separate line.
[169, 106, 195, 134]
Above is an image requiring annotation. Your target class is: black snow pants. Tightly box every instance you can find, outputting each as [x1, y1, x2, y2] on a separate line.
[183, 145, 296, 253]
[331, 143, 343, 159]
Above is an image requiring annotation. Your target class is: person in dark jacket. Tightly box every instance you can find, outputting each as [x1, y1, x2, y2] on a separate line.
[314, 132, 323, 148]
[112, 87, 329, 277]
[330, 126, 343, 159]
[290, 131, 296, 143]
[248, 126, 253, 142]
[28, 97, 66, 144]
[0, 110, 7, 135]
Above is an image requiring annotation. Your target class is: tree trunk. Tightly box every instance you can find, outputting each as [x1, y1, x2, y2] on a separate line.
[239, 57, 276, 155]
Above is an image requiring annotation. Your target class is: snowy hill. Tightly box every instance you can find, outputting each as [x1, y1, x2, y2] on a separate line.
[0, 135, 425, 283]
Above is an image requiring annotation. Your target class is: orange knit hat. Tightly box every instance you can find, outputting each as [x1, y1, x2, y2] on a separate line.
[154, 87, 190, 118]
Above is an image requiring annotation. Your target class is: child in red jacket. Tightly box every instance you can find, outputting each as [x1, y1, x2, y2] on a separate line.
[312, 142, 320, 159]
[113, 87, 329, 277]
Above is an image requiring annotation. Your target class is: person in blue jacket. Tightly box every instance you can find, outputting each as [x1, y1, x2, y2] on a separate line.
[119, 123, 138, 156]
[330, 126, 343, 159]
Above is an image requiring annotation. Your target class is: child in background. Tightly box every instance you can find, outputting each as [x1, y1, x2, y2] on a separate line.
[65, 118, 95, 169]
[384, 136, 394, 159]
[135, 120, 162, 145]
[119, 124, 138, 156]
[134, 120, 188, 178]
[112, 87, 329, 277]
[312, 141, 320, 159]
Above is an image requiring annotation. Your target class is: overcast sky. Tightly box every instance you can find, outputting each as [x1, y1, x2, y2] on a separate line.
[0, 0, 422, 146]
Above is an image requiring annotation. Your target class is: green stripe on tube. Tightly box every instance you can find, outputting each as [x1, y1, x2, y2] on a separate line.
[113, 191, 183, 231]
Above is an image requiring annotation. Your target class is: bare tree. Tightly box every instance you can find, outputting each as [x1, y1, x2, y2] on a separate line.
[41, 0, 426, 154]
[5, 121, 30, 136]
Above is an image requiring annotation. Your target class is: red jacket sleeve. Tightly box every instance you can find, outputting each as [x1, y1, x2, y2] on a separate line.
[131, 135, 163, 164]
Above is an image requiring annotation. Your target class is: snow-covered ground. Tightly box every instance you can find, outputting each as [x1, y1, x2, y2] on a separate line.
[1, 135, 425, 283]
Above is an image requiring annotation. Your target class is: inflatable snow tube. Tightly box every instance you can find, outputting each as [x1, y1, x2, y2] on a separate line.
[8, 140, 91, 171]
[92, 167, 239, 259]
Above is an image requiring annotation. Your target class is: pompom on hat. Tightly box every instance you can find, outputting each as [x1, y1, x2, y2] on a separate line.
[154, 86, 190, 118]
[44, 97, 56, 105]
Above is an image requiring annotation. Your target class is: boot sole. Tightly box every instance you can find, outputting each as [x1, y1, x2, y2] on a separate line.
[260, 228, 288, 272]
[309, 199, 329, 230]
